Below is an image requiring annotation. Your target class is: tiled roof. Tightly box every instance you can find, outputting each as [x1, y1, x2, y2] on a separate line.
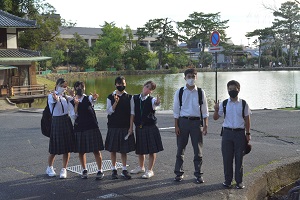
[59, 26, 138, 36]
[0, 48, 40, 58]
[0, 10, 36, 28]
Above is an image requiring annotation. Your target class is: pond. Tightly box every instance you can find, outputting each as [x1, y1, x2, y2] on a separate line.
[26, 71, 300, 111]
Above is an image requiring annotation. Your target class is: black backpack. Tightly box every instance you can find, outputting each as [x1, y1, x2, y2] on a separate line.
[41, 102, 57, 137]
[179, 87, 203, 126]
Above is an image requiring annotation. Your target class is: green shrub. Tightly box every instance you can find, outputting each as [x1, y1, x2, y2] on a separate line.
[169, 67, 179, 74]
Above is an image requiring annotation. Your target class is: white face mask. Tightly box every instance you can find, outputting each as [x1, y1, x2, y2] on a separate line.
[186, 79, 195, 86]
[56, 86, 65, 94]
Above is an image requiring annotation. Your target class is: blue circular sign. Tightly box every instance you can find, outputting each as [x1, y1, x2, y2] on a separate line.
[210, 31, 220, 46]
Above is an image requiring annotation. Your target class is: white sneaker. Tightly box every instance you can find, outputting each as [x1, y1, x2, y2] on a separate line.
[46, 166, 56, 177]
[60, 168, 67, 179]
[142, 170, 154, 179]
[130, 166, 145, 174]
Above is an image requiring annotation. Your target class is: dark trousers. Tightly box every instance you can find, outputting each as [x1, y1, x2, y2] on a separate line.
[174, 118, 203, 177]
[221, 129, 246, 184]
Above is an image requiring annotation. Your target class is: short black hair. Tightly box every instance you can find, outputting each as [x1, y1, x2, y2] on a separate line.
[115, 76, 126, 85]
[74, 81, 85, 89]
[56, 78, 65, 86]
[227, 80, 240, 90]
[184, 68, 197, 77]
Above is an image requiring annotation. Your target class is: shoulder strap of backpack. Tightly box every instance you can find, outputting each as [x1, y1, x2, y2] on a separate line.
[223, 99, 246, 118]
[179, 87, 184, 108]
[197, 88, 203, 105]
[242, 99, 246, 119]
[51, 102, 57, 116]
[223, 99, 228, 118]
[198, 88, 203, 126]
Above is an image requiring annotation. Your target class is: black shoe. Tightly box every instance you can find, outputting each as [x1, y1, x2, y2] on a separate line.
[121, 170, 131, 180]
[195, 176, 204, 184]
[111, 170, 118, 179]
[95, 171, 104, 180]
[174, 175, 184, 182]
[81, 169, 88, 179]
[222, 182, 232, 188]
[236, 182, 245, 189]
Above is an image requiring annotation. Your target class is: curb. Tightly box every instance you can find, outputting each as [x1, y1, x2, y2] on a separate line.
[231, 156, 300, 200]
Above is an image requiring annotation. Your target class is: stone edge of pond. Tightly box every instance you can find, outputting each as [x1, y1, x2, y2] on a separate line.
[229, 156, 300, 200]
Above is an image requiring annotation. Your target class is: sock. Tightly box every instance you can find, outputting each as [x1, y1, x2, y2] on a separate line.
[122, 166, 127, 170]
[111, 166, 116, 170]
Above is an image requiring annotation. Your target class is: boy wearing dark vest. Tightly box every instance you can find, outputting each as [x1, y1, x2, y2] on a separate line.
[173, 68, 209, 184]
[129, 81, 164, 179]
[213, 80, 251, 189]
[105, 76, 135, 180]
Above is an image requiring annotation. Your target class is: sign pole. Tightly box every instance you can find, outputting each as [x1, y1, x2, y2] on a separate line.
[210, 31, 220, 102]
[215, 52, 218, 102]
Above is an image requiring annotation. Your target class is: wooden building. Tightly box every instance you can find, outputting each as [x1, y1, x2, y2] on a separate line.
[0, 10, 51, 106]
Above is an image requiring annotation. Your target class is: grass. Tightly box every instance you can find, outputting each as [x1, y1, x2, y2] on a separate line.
[36, 75, 55, 91]
[277, 107, 300, 111]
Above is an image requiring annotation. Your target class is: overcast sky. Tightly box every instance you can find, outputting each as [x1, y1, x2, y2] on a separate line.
[46, 0, 287, 46]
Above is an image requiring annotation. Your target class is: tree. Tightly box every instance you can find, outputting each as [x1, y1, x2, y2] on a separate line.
[85, 55, 99, 69]
[168, 47, 189, 68]
[93, 22, 126, 70]
[18, 0, 75, 50]
[0, 0, 35, 17]
[40, 38, 66, 68]
[123, 45, 150, 70]
[136, 18, 178, 68]
[177, 12, 229, 65]
[66, 33, 90, 67]
[272, 1, 300, 66]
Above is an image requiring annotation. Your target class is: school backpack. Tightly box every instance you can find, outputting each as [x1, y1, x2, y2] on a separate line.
[179, 87, 203, 126]
[41, 102, 57, 137]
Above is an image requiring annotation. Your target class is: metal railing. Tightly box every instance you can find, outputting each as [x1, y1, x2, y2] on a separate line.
[11, 85, 47, 97]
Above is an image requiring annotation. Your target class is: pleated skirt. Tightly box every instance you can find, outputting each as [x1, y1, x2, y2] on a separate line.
[49, 115, 75, 155]
[105, 128, 135, 153]
[74, 128, 104, 153]
[135, 125, 164, 155]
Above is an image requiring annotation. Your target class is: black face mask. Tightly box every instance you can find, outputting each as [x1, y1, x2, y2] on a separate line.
[228, 90, 239, 98]
[116, 86, 125, 92]
[76, 88, 83, 96]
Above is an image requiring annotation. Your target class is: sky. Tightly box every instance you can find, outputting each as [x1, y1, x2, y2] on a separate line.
[46, 0, 288, 46]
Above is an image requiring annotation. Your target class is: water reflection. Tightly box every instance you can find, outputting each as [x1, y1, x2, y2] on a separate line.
[28, 71, 300, 111]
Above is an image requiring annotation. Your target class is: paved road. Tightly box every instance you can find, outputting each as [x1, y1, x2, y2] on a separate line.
[0, 109, 299, 200]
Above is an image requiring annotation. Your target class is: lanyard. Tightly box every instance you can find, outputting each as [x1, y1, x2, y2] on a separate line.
[140, 98, 144, 118]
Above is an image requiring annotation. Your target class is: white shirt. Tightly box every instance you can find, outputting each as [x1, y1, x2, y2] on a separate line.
[130, 94, 159, 115]
[173, 86, 209, 119]
[48, 93, 74, 117]
[218, 97, 251, 129]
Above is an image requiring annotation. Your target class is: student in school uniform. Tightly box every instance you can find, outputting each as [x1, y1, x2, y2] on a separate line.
[129, 80, 164, 179]
[72, 81, 105, 180]
[46, 78, 75, 179]
[105, 76, 135, 180]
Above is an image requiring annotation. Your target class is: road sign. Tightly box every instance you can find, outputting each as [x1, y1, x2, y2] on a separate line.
[210, 31, 220, 46]
[208, 46, 224, 53]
